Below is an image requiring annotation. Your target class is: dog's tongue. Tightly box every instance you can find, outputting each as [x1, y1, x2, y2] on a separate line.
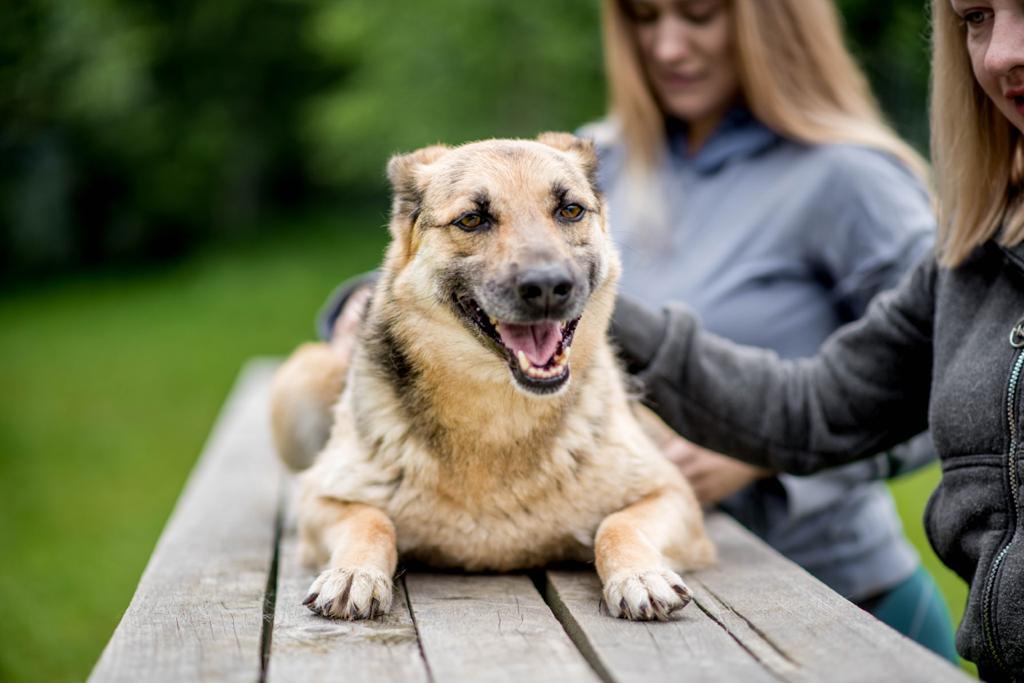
[497, 322, 561, 366]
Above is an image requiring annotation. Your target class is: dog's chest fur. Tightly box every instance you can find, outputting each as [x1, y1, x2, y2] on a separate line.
[306, 352, 670, 571]
[386, 452, 609, 570]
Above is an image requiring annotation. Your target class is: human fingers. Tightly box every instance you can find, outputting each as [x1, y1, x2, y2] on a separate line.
[662, 436, 696, 465]
[329, 287, 372, 363]
[331, 287, 372, 349]
[338, 287, 371, 331]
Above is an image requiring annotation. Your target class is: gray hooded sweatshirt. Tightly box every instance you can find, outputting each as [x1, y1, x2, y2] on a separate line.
[611, 239, 1024, 681]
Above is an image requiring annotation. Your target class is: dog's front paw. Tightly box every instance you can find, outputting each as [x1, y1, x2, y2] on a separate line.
[303, 567, 393, 619]
[601, 569, 692, 621]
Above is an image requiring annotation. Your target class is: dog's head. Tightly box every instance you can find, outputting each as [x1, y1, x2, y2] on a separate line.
[378, 132, 619, 397]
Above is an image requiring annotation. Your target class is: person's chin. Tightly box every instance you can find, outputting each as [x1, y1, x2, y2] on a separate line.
[660, 97, 712, 124]
[1000, 101, 1024, 134]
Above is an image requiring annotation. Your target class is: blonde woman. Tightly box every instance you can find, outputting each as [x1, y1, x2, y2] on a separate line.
[584, 0, 957, 660]
[611, 0, 1024, 677]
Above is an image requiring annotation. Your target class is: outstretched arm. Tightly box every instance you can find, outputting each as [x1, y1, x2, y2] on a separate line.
[611, 256, 938, 475]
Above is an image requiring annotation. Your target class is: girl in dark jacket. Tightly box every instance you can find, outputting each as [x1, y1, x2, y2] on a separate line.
[591, 0, 955, 660]
[609, 0, 1024, 678]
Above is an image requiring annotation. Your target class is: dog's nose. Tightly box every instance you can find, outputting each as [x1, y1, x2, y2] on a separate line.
[517, 265, 575, 316]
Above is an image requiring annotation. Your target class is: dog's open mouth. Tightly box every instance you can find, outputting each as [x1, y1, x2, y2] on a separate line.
[457, 297, 580, 394]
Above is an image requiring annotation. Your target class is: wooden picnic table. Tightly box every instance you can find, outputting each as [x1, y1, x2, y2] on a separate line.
[88, 360, 973, 683]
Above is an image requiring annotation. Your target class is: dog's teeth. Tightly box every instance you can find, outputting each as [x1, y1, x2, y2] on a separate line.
[527, 364, 551, 379]
[517, 351, 530, 372]
[490, 316, 498, 327]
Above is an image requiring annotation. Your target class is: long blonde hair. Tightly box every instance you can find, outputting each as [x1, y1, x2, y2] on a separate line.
[930, 0, 1024, 266]
[602, 0, 929, 183]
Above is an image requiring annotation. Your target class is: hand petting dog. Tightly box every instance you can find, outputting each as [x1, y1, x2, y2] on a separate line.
[664, 437, 772, 505]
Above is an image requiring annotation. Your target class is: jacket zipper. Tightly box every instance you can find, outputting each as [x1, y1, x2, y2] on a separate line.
[981, 316, 1024, 678]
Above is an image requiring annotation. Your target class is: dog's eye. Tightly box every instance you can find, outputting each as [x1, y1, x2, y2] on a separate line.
[558, 204, 585, 222]
[453, 213, 488, 232]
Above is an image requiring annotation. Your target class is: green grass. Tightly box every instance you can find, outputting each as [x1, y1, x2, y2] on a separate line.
[0, 206, 973, 681]
[0, 205, 390, 683]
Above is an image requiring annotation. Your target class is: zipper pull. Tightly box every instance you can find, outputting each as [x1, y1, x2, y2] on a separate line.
[1012, 316, 1024, 348]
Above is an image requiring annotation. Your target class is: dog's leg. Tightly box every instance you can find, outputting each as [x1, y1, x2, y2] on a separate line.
[594, 487, 714, 621]
[299, 496, 398, 619]
[269, 342, 349, 471]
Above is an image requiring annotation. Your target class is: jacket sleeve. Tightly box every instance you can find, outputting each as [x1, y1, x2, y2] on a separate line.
[772, 431, 938, 519]
[610, 254, 938, 475]
[797, 148, 939, 485]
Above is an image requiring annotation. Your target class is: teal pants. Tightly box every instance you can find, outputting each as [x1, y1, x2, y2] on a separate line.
[860, 566, 959, 664]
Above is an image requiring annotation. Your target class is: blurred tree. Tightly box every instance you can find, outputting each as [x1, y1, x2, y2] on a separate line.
[299, 0, 606, 186]
[0, 0, 931, 280]
[838, 0, 932, 152]
[0, 0, 331, 279]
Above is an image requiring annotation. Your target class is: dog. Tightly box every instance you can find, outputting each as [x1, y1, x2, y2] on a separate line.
[269, 132, 715, 622]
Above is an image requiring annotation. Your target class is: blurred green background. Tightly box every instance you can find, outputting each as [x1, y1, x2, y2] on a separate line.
[0, 1, 960, 681]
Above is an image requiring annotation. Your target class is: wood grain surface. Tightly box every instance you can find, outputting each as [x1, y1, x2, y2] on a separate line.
[89, 361, 282, 683]
[90, 363, 974, 683]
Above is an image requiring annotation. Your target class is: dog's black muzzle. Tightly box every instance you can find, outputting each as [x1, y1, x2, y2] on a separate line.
[482, 263, 587, 324]
[515, 264, 579, 321]
[450, 260, 589, 396]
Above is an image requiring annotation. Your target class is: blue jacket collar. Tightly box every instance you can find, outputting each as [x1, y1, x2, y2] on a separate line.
[668, 108, 781, 175]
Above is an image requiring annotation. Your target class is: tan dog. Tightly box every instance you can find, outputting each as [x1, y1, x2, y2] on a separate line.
[269, 133, 715, 622]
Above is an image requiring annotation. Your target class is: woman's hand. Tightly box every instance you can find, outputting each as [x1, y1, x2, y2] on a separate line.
[663, 436, 772, 505]
[329, 286, 372, 365]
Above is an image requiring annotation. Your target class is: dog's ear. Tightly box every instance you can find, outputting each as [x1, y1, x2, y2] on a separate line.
[536, 132, 599, 192]
[387, 144, 450, 225]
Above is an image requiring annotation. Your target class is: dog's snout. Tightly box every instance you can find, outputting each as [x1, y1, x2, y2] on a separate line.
[517, 265, 575, 316]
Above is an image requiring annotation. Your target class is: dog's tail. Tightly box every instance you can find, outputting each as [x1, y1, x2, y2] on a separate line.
[269, 342, 348, 471]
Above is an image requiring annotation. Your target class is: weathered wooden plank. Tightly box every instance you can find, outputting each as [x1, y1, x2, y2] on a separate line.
[544, 570, 779, 683]
[89, 361, 282, 683]
[90, 358, 975, 683]
[687, 513, 973, 683]
[405, 573, 601, 683]
[265, 486, 430, 683]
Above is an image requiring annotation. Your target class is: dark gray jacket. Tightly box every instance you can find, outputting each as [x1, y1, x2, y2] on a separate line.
[612, 240, 1024, 680]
